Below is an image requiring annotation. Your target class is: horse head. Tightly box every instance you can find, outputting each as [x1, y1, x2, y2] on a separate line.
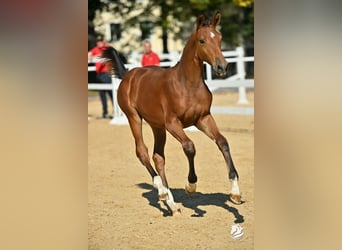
[195, 11, 228, 77]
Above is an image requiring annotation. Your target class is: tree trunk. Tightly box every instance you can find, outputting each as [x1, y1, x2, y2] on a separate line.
[160, 3, 169, 54]
[162, 27, 169, 54]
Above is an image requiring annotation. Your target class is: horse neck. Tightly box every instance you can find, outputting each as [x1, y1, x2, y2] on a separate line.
[178, 34, 204, 85]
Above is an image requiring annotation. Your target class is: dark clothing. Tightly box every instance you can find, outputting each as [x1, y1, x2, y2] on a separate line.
[96, 72, 113, 117]
[89, 42, 113, 118]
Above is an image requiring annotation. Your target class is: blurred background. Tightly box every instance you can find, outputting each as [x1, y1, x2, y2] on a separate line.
[88, 0, 254, 58]
[2, 0, 342, 249]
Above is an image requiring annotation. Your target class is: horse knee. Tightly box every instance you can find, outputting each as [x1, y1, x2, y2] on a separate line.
[136, 145, 149, 165]
[152, 153, 164, 164]
[182, 141, 196, 157]
[152, 153, 165, 171]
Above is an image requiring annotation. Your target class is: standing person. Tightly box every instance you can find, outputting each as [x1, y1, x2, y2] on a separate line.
[88, 35, 113, 119]
[141, 40, 160, 67]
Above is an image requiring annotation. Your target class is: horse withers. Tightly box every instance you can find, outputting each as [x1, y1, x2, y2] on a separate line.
[104, 11, 242, 215]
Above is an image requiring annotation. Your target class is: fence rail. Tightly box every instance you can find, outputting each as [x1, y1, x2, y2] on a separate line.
[88, 47, 254, 124]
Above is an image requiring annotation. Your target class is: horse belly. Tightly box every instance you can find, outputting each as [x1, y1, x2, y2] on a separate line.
[137, 100, 165, 128]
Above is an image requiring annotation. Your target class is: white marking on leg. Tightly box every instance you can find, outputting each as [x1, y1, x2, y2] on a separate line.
[153, 175, 163, 188]
[153, 176, 168, 197]
[153, 176, 179, 212]
[230, 177, 240, 195]
[165, 188, 179, 211]
[210, 32, 215, 38]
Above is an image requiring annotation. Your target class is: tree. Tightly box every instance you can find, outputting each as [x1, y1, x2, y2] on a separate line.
[88, 0, 106, 49]
[88, 0, 254, 53]
[220, 1, 254, 50]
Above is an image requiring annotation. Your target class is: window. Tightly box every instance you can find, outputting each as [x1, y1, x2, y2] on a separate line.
[110, 23, 121, 42]
[140, 21, 153, 40]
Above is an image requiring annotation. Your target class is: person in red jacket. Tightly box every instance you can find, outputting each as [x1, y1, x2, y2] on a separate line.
[88, 35, 113, 118]
[141, 40, 160, 67]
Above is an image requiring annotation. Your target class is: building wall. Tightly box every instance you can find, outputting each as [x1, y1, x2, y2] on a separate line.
[92, 3, 184, 60]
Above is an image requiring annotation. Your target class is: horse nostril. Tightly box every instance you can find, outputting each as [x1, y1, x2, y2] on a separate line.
[217, 65, 223, 72]
[215, 63, 227, 76]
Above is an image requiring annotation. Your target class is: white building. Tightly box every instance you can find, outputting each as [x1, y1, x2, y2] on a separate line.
[91, 1, 186, 63]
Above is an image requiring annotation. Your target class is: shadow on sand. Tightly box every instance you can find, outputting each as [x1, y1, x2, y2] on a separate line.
[136, 183, 244, 223]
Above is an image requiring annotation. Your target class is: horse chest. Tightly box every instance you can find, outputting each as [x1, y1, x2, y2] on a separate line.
[175, 90, 211, 124]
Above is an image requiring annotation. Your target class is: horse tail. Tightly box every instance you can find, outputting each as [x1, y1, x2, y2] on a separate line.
[102, 46, 128, 79]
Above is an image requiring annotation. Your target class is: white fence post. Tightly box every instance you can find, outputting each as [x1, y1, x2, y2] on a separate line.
[109, 76, 128, 125]
[206, 62, 212, 81]
[88, 49, 254, 124]
[236, 47, 249, 104]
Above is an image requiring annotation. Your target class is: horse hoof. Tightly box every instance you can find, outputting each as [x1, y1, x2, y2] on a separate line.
[185, 183, 197, 194]
[229, 193, 242, 205]
[172, 208, 181, 216]
[158, 193, 169, 201]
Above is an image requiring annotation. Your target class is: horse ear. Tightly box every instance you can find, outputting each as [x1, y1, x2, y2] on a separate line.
[210, 11, 221, 27]
[196, 14, 206, 30]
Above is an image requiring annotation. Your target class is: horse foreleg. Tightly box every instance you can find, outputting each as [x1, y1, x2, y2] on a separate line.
[165, 118, 198, 195]
[196, 114, 242, 204]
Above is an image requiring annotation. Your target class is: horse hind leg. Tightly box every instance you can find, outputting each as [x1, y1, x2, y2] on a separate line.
[126, 114, 180, 214]
[152, 127, 180, 215]
[152, 176, 180, 215]
[151, 127, 168, 199]
[117, 87, 181, 213]
[124, 109, 158, 179]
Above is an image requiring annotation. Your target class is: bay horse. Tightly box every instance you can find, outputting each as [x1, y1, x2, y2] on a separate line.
[104, 11, 242, 215]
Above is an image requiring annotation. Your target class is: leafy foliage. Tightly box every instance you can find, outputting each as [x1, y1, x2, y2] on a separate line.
[88, 0, 253, 52]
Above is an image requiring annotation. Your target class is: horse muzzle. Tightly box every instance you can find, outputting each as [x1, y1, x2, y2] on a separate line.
[213, 59, 228, 77]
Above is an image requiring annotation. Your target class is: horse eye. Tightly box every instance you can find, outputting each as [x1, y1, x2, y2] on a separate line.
[199, 39, 205, 45]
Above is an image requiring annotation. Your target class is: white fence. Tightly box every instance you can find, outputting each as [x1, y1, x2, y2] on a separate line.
[88, 47, 254, 124]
